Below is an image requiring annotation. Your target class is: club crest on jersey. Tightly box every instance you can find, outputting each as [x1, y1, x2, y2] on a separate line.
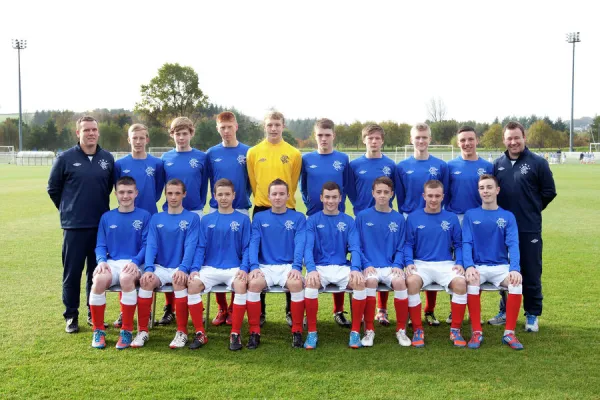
[366, 222, 374, 227]
[477, 168, 486, 176]
[123, 169, 131, 173]
[336, 222, 347, 232]
[73, 163, 81, 167]
[428, 166, 439, 177]
[358, 170, 367, 175]
[214, 158, 222, 162]
[382, 166, 391, 176]
[309, 165, 318, 169]
[388, 222, 398, 233]
[189, 158, 199, 168]
[109, 225, 117, 229]
[230, 221, 240, 232]
[99, 159, 109, 170]
[284, 220, 295, 230]
[132, 220, 143, 230]
[417, 225, 425, 229]
[317, 224, 325, 229]
[237, 155, 246, 165]
[453, 171, 462, 175]
[280, 155, 290, 164]
[496, 218, 507, 228]
[261, 223, 270, 228]
[179, 220, 189, 231]
[498, 166, 505, 171]
[208, 224, 216, 228]
[333, 160, 343, 171]
[440, 220, 450, 231]
[145, 167, 155, 177]
[520, 164, 530, 175]
[473, 220, 481, 225]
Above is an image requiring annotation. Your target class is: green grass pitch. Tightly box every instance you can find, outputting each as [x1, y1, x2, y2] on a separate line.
[0, 164, 599, 399]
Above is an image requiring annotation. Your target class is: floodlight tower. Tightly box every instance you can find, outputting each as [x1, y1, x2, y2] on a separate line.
[566, 32, 580, 152]
[12, 39, 27, 152]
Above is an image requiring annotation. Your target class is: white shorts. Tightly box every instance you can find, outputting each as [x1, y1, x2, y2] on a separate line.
[316, 265, 350, 290]
[208, 207, 249, 216]
[106, 259, 143, 286]
[199, 266, 239, 292]
[365, 267, 396, 288]
[475, 264, 509, 288]
[457, 214, 464, 227]
[259, 264, 292, 288]
[191, 210, 204, 219]
[153, 265, 178, 286]
[412, 260, 464, 294]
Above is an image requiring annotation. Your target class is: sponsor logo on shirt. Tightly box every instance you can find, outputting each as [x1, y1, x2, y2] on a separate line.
[214, 158, 223, 162]
[406, 170, 414, 175]
[473, 220, 481, 225]
[358, 170, 367, 175]
[333, 160, 343, 171]
[179, 220, 189, 231]
[453, 171, 462, 175]
[336, 222, 347, 232]
[477, 168, 486, 176]
[531, 239, 539, 243]
[230, 221, 240, 232]
[259, 158, 267, 163]
[496, 218, 506, 229]
[157, 224, 164, 228]
[237, 155, 246, 165]
[498, 167, 505, 171]
[123, 169, 131, 173]
[281, 155, 290, 164]
[132, 220, 143, 230]
[73, 163, 81, 167]
[520, 163, 531, 175]
[428, 166, 439, 177]
[382, 166, 392, 176]
[145, 167, 155, 177]
[284, 220, 295, 230]
[440, 220, 450, 231]
[366, 222, 374, 227]
[109, 225, 117, 229]
[417, 225, 425, 229]
[309, 165, 318, 169]
[208, 224, 216, 228]
[261, 223, 270, 228]
[317, 224, 325, 229]
[189, 158, 199, 168]
[388, 222, 398, 232]
[99, 159, 110, 170]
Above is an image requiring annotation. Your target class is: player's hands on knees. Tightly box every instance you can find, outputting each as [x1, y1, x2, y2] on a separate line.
[349, 271, 365, 286]
[122, 262, 139, 275]
[248, 269, 264, 281]
[140, 272, 157, 286]
[452, 265, 465, 276]
[288, 269, 302, 281]
[94, 262, 110, 276]
[363, 267, 376, 277]
[391, 267, 405, 280]
[465, 267, 479, 282]
[508, 271, 522, 286]
[306, 271, 320, 287]
[235, 270, 248, 283]
[173, 270, 188, 286]
[404, 264, 416, 276]
[188, 271, 200, 285]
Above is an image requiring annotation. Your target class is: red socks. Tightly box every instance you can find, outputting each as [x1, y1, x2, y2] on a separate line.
[333, 292, 345, 313]
[175, 296, 189, 333]
[364, 296, 376, 331]
[424, 291, 437, 313]
[121, 304, 136, 332]
[230, 303, 246, 335]
[90, 304, 106, 331]
[506, 293, 522, 332]
[394, 298, 409, 331]
[450, 301, 467, 330]
[409, 302, 423, 331]
[305, 298, 319, 333]
[216, 293, 228, 311]
[290, 299, 305, 333]
[351, 297, 366, 332]
[377, 291, 389, 311]
[467, 289, 482, 332]
[137, 296, 153, 332]
[247, 300, 262, 334]
[188, 301, 205, 334]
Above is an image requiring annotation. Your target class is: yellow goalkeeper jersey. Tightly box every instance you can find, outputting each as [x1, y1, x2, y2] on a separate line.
[247, 139, 302, 209]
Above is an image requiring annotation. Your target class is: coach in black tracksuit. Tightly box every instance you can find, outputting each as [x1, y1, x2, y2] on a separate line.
[47, 116, 114, 333]
[494, 121, 556, 325]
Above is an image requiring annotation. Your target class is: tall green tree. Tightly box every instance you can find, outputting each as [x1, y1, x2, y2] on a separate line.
[480, 124, 504, 150]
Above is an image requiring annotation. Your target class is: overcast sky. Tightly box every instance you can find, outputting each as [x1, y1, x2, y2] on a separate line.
[0, 0, 598, 125]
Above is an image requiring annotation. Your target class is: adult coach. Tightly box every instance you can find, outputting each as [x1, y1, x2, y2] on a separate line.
[48, 116, 114, 333]
[492, 121, 556, 332]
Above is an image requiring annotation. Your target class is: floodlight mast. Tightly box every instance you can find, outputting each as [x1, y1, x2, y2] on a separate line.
[566, 32, 580, 153]
[11, 39, 27, 152]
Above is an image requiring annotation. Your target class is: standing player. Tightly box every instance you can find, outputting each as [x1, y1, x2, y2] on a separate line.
[246, 111, 302, 325]
[246, 179, 306, 349]
[133, 179, 200, 348]
[355, 177, 411, 347]
[205, 111, 252, 327]
[304, 182, 366, 349]
[300, 118, 352, 328]
[189, 179, 251, 350]
[112, 123, 164, 328]
[394, 122, 449, 327]
[463, 174, 524, 350]
[47, 116, 114, 333]
[404, 180, 466, 348]
[491, 122, 556, 332]
[90, 177, 151, 349]
[444, 126, 492, 323]
[348, 124, 396, 326]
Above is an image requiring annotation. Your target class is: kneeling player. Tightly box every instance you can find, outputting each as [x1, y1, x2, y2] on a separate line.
[463, 174, 524, 350]
[189, 179, 251, 350]
[404, 180, 467, 348]
[356, 177, 410, 347]
[246, 179, 306, 349]
[304, 181, 365, 349]
[136, 179, 200, 348]
[90, 177, 151, 349]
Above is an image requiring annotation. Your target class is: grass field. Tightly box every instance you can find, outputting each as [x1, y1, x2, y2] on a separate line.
[1, 164, 599, 399]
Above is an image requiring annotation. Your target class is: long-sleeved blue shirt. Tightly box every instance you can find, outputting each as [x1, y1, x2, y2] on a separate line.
[162, 149, 208, 212]
[192, 211, 251, 273]
[304, 211, 362, 272]
[462, 206, 520, 272]
[395, 155, 449, 214]
[355, 207, 406, 269]
[493, 147, 557, 233]
[300, 151, 351, 216]
[206, 143, 252, 210]
[114, 154, 164, 215]
[446, 156, 493, 214]
[47, 144, 114, 229]
[348, 155, 396, 215]
[404, 208, 462, 266]
[144, 210, 200, 273]
[95, 207, 151, 266]
[249, 209, 306, 272]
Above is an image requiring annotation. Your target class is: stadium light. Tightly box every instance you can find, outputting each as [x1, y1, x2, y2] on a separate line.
[566, 32, 580, 153]
[11, 39, 27, 152]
